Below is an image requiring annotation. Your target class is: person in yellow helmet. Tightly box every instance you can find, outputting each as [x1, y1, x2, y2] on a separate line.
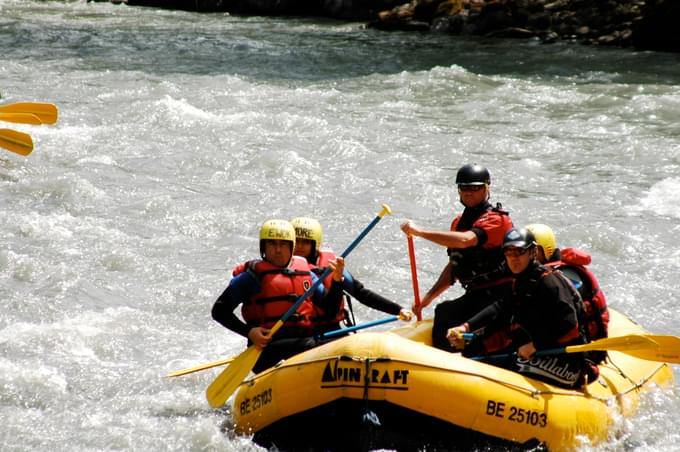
[447, 227, 590, 388]
[291, 217, 413, 333]
[526, 223, 609, 364]
[211, 219, 346, 373]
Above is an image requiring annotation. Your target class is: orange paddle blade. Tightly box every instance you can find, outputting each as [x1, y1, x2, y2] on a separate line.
[0, 128, 34, 156]
[0, 102, 58, 125]
[0, 112, 42, 125]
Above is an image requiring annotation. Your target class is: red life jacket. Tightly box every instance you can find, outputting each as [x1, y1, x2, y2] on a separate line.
[547, 248, 609, 345]
[234, 256, 316, 335]
[450, 203, 513, 249]
[448, 203, 514, 290]
[311, 249, 347, 327]
[315, 249, 336, 288]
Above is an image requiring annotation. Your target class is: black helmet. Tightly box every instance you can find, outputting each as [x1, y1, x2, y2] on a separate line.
[456, 164, 490, 186]
[502, 228, 536, 250]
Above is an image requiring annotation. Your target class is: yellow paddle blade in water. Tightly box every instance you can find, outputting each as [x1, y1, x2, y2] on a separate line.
[631, 335, 680, 364]
[0, 102, 58, 125]
[565, 334, 658, 354]
[0, 112, 43, 125]
[572, 334, 680, 364]
[0, 128, 33, 156]
[206, 345, 262, 408]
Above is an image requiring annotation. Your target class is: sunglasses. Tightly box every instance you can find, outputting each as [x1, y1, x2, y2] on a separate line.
[458, 185, 485, 192]
[503, 247, 529, 257]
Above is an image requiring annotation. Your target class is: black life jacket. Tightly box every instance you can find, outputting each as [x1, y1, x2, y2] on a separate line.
[447, 202, 513, 290]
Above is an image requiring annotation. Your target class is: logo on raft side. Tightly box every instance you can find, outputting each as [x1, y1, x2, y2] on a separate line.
[320, 361, 409, 389]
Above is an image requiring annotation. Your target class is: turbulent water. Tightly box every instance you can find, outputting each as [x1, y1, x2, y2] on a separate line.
[1, 1, 679, 450]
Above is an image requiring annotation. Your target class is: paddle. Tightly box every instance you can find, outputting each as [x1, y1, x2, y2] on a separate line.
[471, 334, 663, 362]
[205, 204, 392, 407]
[318, 315, 398, 339]
[627, 334, 680, 364]
[0, 102, 58, 125]
[166, 315, 399, 378]
[407, 235, 422, 321]
[0, 112, 43, 125]
[0, 128, 34, 156]
[535, 334, 659, 358]
[167, 356, 236, 379]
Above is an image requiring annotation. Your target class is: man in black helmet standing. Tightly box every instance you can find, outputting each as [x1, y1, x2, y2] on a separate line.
[401, 164, 514, 352]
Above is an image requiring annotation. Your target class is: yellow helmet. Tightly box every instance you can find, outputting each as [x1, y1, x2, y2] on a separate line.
[259, 219, 296, 257]
[526, 223, 557, 261]
[290, 217, 323, 252]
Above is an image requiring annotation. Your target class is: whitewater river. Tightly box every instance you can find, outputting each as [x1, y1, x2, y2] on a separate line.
[1, 1, 679, 450]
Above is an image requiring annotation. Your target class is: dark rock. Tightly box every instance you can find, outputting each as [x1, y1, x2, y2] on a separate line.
[633, 0, 680, 51]
[473, 2, 514, 35]
[431, 14, 466, 33]
[544, 0, 568, 11]
[124, 0, 216, 10]
[485, 26, 535, 38]
[413, 0, 440, 22]
[527, 12, 551, 30]
[540, 30, 560, 43]
[597, 32, 619, 45]
[575, 25, 590, 36]
[114, 0, 680, 52]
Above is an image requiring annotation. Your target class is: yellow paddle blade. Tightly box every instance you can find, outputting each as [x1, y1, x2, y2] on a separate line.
[0, 102, 58, 125]
[0, 128, 34, 156]
[565, 334, 658, 354]
[166, 356, 235, 378]
[629, 335, 680, 364]
[0, 112, 42, 125]
[206, 345, 262, 408]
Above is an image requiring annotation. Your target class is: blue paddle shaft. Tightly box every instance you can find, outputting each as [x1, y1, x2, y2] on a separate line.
[320, 316, 399, 339]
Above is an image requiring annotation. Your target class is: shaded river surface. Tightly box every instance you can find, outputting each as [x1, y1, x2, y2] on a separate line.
[1, 0, 679, 450]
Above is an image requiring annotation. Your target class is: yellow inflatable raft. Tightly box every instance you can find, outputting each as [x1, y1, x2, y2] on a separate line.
[231, 308, 674, 451]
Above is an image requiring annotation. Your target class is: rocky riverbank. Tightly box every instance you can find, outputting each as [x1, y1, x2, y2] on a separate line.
[109, 0, 680, 52]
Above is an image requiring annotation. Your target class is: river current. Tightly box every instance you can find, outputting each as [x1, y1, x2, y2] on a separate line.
[1, 1, 679, 451]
